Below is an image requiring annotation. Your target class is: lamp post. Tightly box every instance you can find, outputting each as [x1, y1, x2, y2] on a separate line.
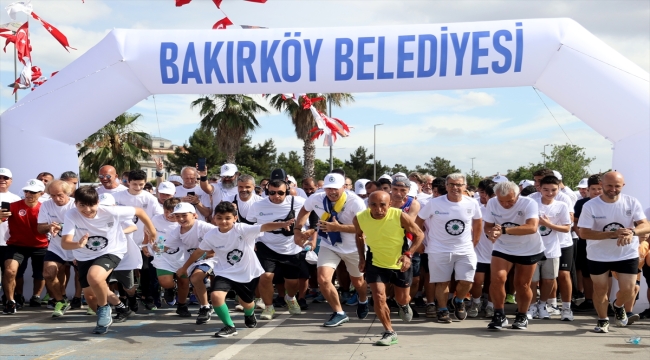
[328, 97, 333, 171]
[373, 123, 384, 180]
[470, 157, 476, 172]
[544, 144, 552, 166]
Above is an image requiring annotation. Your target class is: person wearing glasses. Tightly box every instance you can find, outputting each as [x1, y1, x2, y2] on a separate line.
[96, 165, 127, 195]
[246, 173, 306, 320]
[1, 179, 48, 314]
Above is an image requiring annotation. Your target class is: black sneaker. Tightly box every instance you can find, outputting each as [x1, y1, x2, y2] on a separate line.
[244, 314, 257, 328]
[639, 308, 650, 319]
[176, 303, 192, 317]
[70, 297, 82, 309]
[386, 298, 399, 311]
[215, 325, 238, 338]
[113, 307, 133, 323]
[511, 312, 528, 330]
[414, 296, 426, 308]
[607, 303, 615, 317]
[127, 296, 139, 313]
[15, 294, 25, 309]
[164, 288, 176, 306]
[437, 310, 452, 323]
[357, 301, 370, 320]
[411, 307, 420, 318]
[1, 294, 6, 308]
[594, 319, 609, 333]
[487, 312, 508, 330]
[297, 298, 308, 311]
[29, 295, 42, 307]
[47, 298, 57, 309]
[613, 304, 628, 327]
[3, 300, 17, 315]
[573, 299, 595, 312]
[454, 299, 467, 320]
[196, 307, 212, 324]
[143, 297, 157, 311]
[272, 296, 286, 308]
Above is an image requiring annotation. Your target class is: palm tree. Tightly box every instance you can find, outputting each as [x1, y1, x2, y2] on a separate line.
[191, 94, 268, 163]
[78, 112, 152, 177]
[265, 93, 354, 179]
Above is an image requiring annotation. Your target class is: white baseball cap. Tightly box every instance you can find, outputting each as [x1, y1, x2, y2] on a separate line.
[98, 193, 116, 206]
[22, 179, 45, 192]
[323, 173, 345, 189]
[355, 179, 370, 195]
[492, 173, 508, 183]
[0, 168, 12, 178]
[577, 178, 589, 188]
[220, 164, 237, 177]
[392, 172, 407, 179]
[158, 181, 176, 195]
[287, 175, 297, 185]
[408, 182, 418, 197]
[379, 174, 392, 181]
[168, 175, 182, 183]
[172, 202, 196, 214]
[552, 170, 563, 181]
[521, 180, 535, 188]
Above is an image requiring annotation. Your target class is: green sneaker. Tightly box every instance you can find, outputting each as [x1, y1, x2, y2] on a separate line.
[86, 307, 96, 316]
[375, 331, 398, 346]
[505, 294, 517, 305]
[52, 300, 71, 318]
[41, 293, 51, 305]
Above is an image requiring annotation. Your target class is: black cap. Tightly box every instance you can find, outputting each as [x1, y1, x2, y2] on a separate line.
[270, 169, 287, 182]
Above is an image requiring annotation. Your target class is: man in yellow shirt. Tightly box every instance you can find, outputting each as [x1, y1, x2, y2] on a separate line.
[353, 191, 424, 346]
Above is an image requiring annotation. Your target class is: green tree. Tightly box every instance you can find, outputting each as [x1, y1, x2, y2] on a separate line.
[314, 158, 345, 181]
[466, 169, 482, 187]
[277, 151, 303, 183]
[505, 165, 541, 185]
[191, 94, 268, 163]
[545, 144, 594, 188]
[265, 93, 354, 179]
[165, 128, 225, 174]
[344, 146, 377, 180]
[390, 164, 410, 175]
[235, 137, 277, 178]
[415, 157, 461, 177]
[78, 112, 152, 178]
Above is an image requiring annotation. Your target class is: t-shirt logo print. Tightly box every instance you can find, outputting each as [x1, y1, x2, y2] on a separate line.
[445, 219, 465, 235]
[539, 225, 552, 236]
[227, 249, 244, 265]
[86, 236, 109, 251]
[603, 222, 624, 232]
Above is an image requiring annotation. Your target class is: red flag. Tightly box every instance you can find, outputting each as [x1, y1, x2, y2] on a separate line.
[0, 33, 16, 52]
[176, 0, 192, 6]
[212, 17, 233, 29]
[245, 0, 268, 3]
[213, 0, 223, 8]
[31, 12, 76, 52]
[15, 22, 30, 65]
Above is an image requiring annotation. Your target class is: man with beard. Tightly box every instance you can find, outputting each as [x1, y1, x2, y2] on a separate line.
[96, 166, 128, 196]
[200, 164, 239, 206]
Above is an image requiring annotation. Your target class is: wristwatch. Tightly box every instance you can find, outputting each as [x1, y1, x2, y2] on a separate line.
[403, 251, 412, 259]
[631, 229, 636, 236]
[502, 227, 507, 235]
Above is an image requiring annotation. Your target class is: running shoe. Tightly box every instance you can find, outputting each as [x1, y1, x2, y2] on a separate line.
[244, 314, 257, 328]
[273, 296, 286, 308]
[128, 296, 139, 313]
[215, 325, 238, 338]
[196, 307, 212, 324]
[286, 297, 302, 315]
[487, 312, 508, 330]
[613, 304, 628, 327]
[176, 303, 192, 317]
[561, 307, 574, 321]
[346, 293, 359, 306]
[3, 300, 17, 315]
[234, 304, 245, 312]
[86, 307, 96, 316]
[47, 298, 56, 309]
[413, 296, 426, 308]
[113, 307, 133, 323]
[505, 294, 516, 304]
[594, 319, 609, 333]
[357, 301, 369, 320]
[573, 299, 594, 312]
[526, 303, 539, 320]
[260, 306, 275, 320]
[297, 298, 309, 310]
[426, 304, 437, 318]
[323, 312, 349, 327]
[375, 331, 398, 346]
[312, 292, 326, 303]
[188, 294, 199, 305]
[52, 300, 71, 318]
[437, 310, 452, 323]
[454, 299, 467, 320]
[304, 290, 319, 300]
[485, 305, 494, 318]
[537, 303, 551, 320]
[93, 324, 109, 335]
[340, 291, 351, 304]
[387, 298, 399, 311]
[164, 288, 176, 306]
[29, 295, 42, 307]
[254, 298, 266, 310]
[70, 296, 82, 309]
[511, 312, 528, 330]
[15, 294, 25, 309]
[96, 305, 113, 328]
[468, 301, 481, 318]
[548, 305, 561, 316]
[626, 312, 639, 325]
[143, 297, 157, 311]
[446, 298, 456, 312]
[398, 304, 413, 322]
[638, 308, 650, 319]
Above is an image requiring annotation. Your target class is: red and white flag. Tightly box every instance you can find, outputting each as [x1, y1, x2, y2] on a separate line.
[213, 0, 223, 8]
[175, 0, 192, 6]
[5, 1, 33, 20]
[31, 12, 76, 51]
[14, 21, 30, 65]
[212, 16, 233, 29]
[0, 33, 16, 52]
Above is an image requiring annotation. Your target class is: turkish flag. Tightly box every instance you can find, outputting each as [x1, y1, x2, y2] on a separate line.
[245, 0, 268, 3]
[212, 16, 233, 29]
[15, 21, 30, 65]
[176, 0, 192, 6]
[0, 33, 16, 52]
[213, 0, 223, 8]
[31, 12, 76, 52]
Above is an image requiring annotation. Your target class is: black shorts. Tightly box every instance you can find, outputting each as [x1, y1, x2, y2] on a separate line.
[420, 253, 429, 273]
[365, 260, 413, 288]
[476, 262, 491, 274]
[44, 250, 72, 266]
[108, 270, 135, 289]
[576, 239, 589, 277]
[587, 258, 639, 276]
[256, 242, 301, 280]
[77, 254, 121, 288]
[492, 250, 545, 266]
[4, 245, 47, 280]
[211, 276, 259, 303]
[411, 252, 421, 277]
[559, 246, 574, 272]
[643, 263, 650, 288]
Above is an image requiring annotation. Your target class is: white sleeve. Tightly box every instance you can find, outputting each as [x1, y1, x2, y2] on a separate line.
[303, 195, 317, 212]
[559, 203, 571, 225]
[632, 199, 646, 222]
[472, 201, 482, 220]
[37, 203, 49, 223]
[483, 200, 495, 223]
[242, 224, 263, 243]
[113, 206, 137, 222]
[577, 203, 595, 229]
[61, 211, 76, 236]
[524, 200, 538, 220]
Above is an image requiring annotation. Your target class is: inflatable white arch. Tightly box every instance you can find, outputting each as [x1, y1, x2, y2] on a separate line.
[1, 18, 648, 206]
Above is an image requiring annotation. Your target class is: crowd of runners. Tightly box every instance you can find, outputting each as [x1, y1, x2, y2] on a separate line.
[1, 163, 648, 345]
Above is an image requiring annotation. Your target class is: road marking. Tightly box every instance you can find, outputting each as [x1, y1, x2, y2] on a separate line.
[32, 338, 108, 360]
[210, 312, 291, 360]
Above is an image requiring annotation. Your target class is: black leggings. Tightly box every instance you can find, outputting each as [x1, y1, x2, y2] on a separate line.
[139, 252, 158, 298]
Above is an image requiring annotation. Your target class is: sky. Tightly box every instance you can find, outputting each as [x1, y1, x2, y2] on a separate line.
[0, 0, 648, 178]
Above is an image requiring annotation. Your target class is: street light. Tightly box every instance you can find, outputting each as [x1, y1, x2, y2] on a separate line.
[470, 157, 476, 172]
[373, 123, 384, 180]
[543, 144, 552, 166]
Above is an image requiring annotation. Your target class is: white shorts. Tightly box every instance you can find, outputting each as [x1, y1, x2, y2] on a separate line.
[428, 251, 477, 283]
[317, 246, 363, 278]
[532, 257, 560, 281]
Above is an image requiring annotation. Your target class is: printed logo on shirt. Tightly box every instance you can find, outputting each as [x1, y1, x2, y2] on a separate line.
[445, 219, 465, 235]
[227, 249, 244, 265]
[75, 225, 89, 231]
[592, 215, 606, 219]
[187, 248, 197, 254]
[18, 209, 26, 216]
[625, 209, 632, 216]
[517, 211, 523, 216]
[259, 212, 273, 216]
[466, 209, 472, 214]
[86, 236, 109, 251]
[490, 212, 502, 218]
[107, 222, 114, 228]
[603, 222, 624, 232]
[434, 211, 450, 215]
[143, 204, 148, 209]
[165, 247, 180, 254]
[502, 222, 519, 229]
[539, 225, 552, 236]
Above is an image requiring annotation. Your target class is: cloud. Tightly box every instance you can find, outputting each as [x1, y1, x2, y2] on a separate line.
[352, 91, 497, 114]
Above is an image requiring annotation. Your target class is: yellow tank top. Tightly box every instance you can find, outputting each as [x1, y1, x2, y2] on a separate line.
[356, 207, 404, 270]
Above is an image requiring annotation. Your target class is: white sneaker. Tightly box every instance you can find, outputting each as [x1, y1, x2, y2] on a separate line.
[561, 308, 574, 321]
[286, 297, 302, 315]
[538, 302, 550, 319]
[468, 301, 481, 318]
[234, 304, 244, 311]
[548, 305, 561, 316]
[260, 306, 275, 320]
[527, 303, 539, 320]
[255, 298, 266, 310]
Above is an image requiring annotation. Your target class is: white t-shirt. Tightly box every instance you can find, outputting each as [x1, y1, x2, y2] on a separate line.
[0, 191, 21, 246]
[175, 185, 212, 222]
[483, 196, 544, 256]
[246, 196, 305, 255]
[233, 194, 264, 220]
[115, 219, 143, 271]
[302, 191, 366, 254]
[418, 195, 482, 255]
[150, 214, 184, 272]
[178, 220, 217, 271]
[210, 182, 239, 205]
[577, 194, 646, 262]
[200, 223, 264, 283]
[529, 191, 574, 248]
[113, 190, 163, 243]
[38, 193, 51, 203]
[62, 206, 135, 262]
[96, 184, 128, 195]
[561, 186, 578, 206]
[474, 205, 494, 264]
[296, 188, 309, 200]
[38, 198, 76, 261]
[534, 198, 571, 258]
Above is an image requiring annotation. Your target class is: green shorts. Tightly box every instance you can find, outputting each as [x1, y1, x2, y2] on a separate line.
[156, 269, 188, 279]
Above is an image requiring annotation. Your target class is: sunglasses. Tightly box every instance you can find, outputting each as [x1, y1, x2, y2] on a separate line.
[268, 190, 286, 196]
[0, 176, 10, 180]
[98, 175, 112, 179]
[24, 190, 40, 194]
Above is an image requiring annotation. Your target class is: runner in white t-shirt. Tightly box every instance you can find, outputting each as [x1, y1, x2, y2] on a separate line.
[577, 171, 650, 333]
[96, 165, 127, 196]
[416, 174, 482, 324]
[61, 187, 156, 335]
[483, 181, 543, 330]
[199, 164, 240, 208]
[295, 173, 369, 327]
[528, 176, 572, 321]
[469, 179, 497, 318]
[174, 202, 218, 325]
[183, 201, 295, 338]
[175, 166, 212, 222]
